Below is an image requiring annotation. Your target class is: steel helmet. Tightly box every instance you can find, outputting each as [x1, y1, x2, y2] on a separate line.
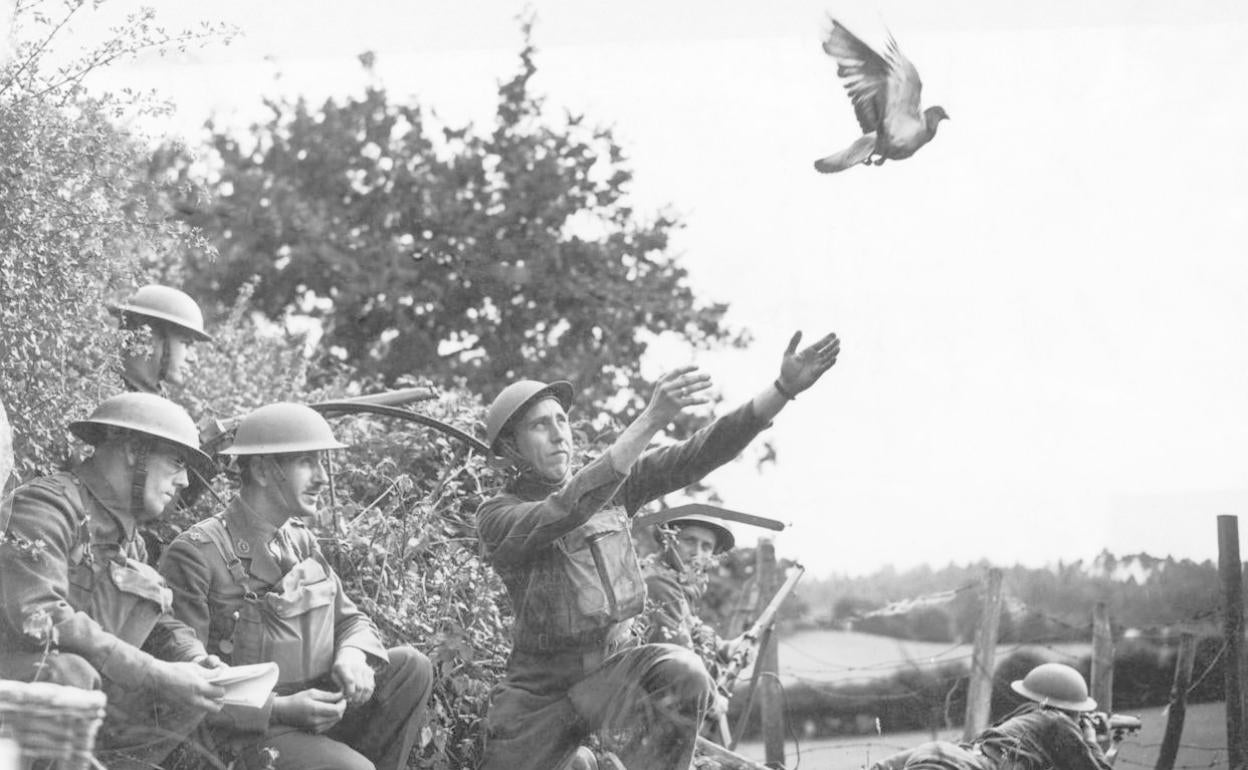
[663, 512, 735, 554]
[69, 392, 212, 472]
[1011, 663, 1097, 712]
[221, 403, 348, 456]
[109, 285, 212, 342]
[484, 380, 574, 455]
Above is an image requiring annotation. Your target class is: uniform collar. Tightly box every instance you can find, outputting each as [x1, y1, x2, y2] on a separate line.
[507, 466, 572, 501]
[222, 498, 286, 584]
[120, 369, 165, 396]
[73, 461, 137, 545]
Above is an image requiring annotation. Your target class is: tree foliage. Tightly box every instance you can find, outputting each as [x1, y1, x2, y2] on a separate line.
[0, 8, 757, 767]
[0, 0, 228, 477]
[153, 25, 745, 418]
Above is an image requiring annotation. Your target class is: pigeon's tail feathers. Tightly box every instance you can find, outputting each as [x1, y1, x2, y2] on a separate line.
[814, 133, 876, 174]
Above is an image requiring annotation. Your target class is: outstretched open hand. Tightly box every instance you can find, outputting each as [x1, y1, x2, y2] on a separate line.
[778, 331, 840, 395]
[648, 365, 714, 422]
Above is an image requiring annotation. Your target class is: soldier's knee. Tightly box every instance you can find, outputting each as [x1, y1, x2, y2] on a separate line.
[341, 753, 376, 770]
[649, 646, 714, 701]
[385, 645, 432, 686]
[41, 653, 101, 690]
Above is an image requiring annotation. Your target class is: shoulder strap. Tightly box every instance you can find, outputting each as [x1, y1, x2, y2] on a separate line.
[196, 516, 251, 588]
[11, 469, 91, 564]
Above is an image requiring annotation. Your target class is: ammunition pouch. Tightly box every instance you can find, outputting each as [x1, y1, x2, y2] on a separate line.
[512, 507, 646, 653]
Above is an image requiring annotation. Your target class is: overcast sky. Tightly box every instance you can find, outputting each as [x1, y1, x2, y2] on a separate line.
[40, 0, 1248, 576]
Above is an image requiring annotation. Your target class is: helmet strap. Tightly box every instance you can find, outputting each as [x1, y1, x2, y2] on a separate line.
[154, 327, 170, 385]
[119, 322, 162, 394]
[129, 440, 150, 518]
[500, 438, 538, 480]
[265, 455, 301, 517]
[188, 465, 228, 509]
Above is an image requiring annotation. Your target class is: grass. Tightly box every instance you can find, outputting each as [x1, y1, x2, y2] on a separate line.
[732, 701, 1232, 770]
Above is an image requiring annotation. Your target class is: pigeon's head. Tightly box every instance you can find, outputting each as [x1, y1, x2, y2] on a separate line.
[924, 106, 950, 131]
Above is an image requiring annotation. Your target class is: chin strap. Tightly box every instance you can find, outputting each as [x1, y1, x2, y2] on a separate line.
[154, 331, 170, 385]
[265, 454, 306, 518]
[120, 322, 167, 394]
[129, 440, 150, 519]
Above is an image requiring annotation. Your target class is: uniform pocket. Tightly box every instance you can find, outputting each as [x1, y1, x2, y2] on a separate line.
[231, 559, 337, 685]
[97, 559, 172, 647]
[558, 510, 646, 623]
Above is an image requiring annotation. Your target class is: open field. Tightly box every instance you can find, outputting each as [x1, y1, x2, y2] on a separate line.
[734, 701, 1231, 770]
[770, 629, 1091, 684]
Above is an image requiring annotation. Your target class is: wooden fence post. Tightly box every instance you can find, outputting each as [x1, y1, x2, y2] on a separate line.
[962, 568, 1004, 741]
[1154, 631, 1197, 770]
[756, 538, 786, 769]
[1091, 602, 1114, 715]
[1217, 515, 1245, 770]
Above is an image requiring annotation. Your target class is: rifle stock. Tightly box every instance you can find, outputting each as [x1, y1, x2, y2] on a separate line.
[742, 564, 805, 643]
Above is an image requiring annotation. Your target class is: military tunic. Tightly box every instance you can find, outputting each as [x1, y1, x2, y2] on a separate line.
[0, 464, 209, 768]
[160, 499, 433, 770]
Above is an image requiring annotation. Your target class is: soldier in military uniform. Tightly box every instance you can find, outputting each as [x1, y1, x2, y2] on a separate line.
[110, 284, 212, 396]
[870, 663, 1118, 770]
[476, 330, 840, 770]
[108, 284, 217, 559]
[0, 392, 227, 769]
[159, 402, 434, 770]
[641, 511, 750, 687]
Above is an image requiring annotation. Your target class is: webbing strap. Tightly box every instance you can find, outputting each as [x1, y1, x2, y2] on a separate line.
[196, 516, 251, 589]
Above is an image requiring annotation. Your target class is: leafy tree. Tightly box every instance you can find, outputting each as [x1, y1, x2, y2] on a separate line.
[0, 0, 229, 477]
[152, 24, 745, 420]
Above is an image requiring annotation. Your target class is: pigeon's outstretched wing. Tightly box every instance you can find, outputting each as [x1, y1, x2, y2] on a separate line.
[881, 32, 925, 136]
[822, 21, 926, 132]
[821, 20, 891, 133]
[813, 133, 876, 174]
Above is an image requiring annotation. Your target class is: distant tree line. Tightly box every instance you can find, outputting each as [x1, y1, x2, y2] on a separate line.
[797, 551, 1228, 644]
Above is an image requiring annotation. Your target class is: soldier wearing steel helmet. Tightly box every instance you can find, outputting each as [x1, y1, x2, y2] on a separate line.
[475, 330, 840, 770]
[110, 284, 212, 396]
[158, 403, 434, 770]
[870, 663, 1117, 770]
[976, 663, 1119, 769]
[0, 392, 227, 770]
[640, 511, 750, 680]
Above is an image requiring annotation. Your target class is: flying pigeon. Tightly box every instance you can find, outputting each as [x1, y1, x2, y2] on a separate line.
[815, 20, 948, 174]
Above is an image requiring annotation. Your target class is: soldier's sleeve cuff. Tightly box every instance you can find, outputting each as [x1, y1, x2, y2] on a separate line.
[340, 641, 389, 667]
[96, 637, 159, 685]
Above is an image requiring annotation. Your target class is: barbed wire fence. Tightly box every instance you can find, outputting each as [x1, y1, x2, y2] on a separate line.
[730, 548, 1243, 770]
